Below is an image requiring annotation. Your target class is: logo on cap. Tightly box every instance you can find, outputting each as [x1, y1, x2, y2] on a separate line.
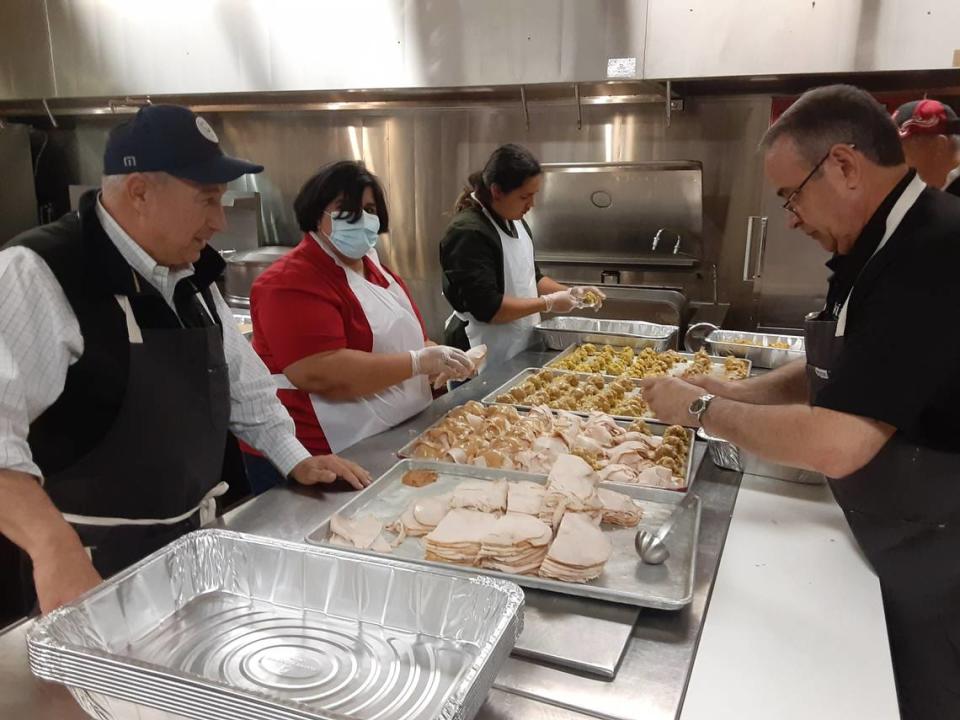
[195, 116, 219, 144]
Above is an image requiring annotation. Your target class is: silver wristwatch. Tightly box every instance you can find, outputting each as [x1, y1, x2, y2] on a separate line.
[688, 393, 716, 424]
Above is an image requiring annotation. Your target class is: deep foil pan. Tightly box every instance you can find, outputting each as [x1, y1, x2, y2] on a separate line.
[535, 317, 678, 351]
[705, 330, 805, 369]
[27, 529, 524, 720]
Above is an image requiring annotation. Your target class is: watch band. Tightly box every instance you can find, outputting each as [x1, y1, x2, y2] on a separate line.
[689, 393, 716, 424]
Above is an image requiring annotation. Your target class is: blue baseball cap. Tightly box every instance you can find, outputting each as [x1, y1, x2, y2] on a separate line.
[103, 104, 264, 183]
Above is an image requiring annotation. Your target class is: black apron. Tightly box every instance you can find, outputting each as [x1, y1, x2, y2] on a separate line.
[25, 288, 230, 589]
[805, 316, 960, 720]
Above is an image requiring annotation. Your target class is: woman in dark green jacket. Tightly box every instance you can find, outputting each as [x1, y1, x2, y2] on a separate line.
[440, 144, 603, 368]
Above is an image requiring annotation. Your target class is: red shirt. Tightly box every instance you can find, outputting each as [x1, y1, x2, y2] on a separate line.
[246, 235, 427, 456]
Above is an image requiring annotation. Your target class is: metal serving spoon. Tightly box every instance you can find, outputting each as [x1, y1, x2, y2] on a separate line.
[635, 493, 697, 565]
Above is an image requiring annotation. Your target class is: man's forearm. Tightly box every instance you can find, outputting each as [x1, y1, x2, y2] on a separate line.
[0, 469, 84, 562]
[700, 398, 892, 478]
[727, 359, 809, 405]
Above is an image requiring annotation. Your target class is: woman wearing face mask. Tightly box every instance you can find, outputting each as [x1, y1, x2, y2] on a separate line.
[241, 161, 473, 492]
[440, 144, 605, 369]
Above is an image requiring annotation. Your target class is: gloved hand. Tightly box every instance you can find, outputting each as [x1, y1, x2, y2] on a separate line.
[431, 344, 488, 389]
[571, 286, 607, 310]
[410, 345, 474, 378]
[542, 289, 579, 314]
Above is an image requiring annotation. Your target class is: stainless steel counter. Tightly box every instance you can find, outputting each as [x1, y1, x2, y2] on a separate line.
[0, 350, 741, 720]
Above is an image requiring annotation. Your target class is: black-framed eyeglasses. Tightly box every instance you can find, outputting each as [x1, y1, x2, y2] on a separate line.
[782, 150, 830, 217]
[781, 143, 856, 218]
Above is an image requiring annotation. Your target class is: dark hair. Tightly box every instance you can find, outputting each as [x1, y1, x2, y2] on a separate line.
[294, 160, 389, 234]
[760, 84, 905, 168]
[454, 143, 541, 212]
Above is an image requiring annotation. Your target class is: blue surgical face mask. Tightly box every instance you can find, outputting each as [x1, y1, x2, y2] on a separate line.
[323, 210, 381, 259]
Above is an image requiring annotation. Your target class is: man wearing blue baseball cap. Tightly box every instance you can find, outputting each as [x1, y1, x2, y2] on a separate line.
[0, 105, 371, 614]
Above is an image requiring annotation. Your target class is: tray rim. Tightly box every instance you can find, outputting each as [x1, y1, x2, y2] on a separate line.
[535, 316, 678, 339]
[306, 459, 701, 611]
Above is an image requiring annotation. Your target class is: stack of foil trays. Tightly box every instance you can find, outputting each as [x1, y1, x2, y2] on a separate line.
[28, 529, 524, 720]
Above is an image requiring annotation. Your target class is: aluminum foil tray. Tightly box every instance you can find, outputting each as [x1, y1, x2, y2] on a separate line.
[396, 406, 696, 492]
[307, 460, 700, 610]
[705, 330, 804, 369]
[27, 529, 524, 720]
[535, 317, 678, 351]
[549, 345, 753, 378]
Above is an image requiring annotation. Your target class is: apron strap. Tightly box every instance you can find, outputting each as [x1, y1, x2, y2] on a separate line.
[62, 481, 229, 528]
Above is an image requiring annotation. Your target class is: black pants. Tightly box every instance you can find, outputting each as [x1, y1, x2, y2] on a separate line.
[241, 452, 287, 495]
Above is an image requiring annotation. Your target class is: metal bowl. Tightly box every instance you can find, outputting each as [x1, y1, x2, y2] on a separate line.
[223, 245, 294, 309]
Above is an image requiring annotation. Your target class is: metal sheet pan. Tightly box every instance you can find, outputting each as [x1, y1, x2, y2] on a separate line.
[706, 329, 805, 369]
[549, 344, 753, 378]
[27, 529, 523, 720]
[306, 460, 701, 611]
[396, 405, 696, 492]
[535, 316, 678, 351]
[480, 367, 717, 441]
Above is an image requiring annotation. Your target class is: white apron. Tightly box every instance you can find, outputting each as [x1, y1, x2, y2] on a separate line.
[454, 198, 540, 369]
[275, 237, 432, 453]
[835, 173, 926, 337]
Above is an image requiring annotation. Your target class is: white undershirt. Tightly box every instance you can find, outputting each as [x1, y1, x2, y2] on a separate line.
[0, 199, 310, 480]
[944, 164, 960, 191]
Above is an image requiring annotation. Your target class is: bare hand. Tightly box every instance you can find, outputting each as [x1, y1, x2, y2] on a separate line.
[291, 454, 372, 491]
[683, 374, 736, 398]
[33, 538, 102, 614]
[638, 376, 705, 427]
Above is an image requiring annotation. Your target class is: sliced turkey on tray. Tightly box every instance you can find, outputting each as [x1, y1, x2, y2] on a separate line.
[450, 478, 508, 514]
[539, 454, 604, 529]
[391, 492, 452, 538]
[596, 486, 643, 527]
[506, 480, 546, 516]
[539, 512, 613, 583]
[478, 512, 553, 575]
[329, 513, 393, 553]
[424, 508, 500, 565]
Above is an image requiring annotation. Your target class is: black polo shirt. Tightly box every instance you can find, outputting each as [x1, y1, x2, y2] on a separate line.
[813, 172, 960, 452]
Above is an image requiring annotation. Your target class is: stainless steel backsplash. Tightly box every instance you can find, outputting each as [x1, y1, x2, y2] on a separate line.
[37, 94, 782, 337]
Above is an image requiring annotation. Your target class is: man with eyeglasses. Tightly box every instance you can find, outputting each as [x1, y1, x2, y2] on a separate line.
[640, 84, 960, 720]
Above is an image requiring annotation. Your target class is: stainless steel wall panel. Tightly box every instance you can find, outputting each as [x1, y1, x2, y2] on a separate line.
[32, 0, 647, 99]
[0, 0, 56, 100]
[0, 123, 39, 243]
[644, 0, 960, 79]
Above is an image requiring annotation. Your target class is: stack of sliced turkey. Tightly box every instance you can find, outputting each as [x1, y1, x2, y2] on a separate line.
[539, 512, 613, 583]
[478, 513, 554, 574]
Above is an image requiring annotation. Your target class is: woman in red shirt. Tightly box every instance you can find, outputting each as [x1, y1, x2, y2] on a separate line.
[243, 161, 472, 492]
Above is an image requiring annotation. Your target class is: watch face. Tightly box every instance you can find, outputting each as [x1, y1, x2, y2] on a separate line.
[689, 398, 704, 414]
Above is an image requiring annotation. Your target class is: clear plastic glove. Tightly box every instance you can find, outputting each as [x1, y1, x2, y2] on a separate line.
[571, 286, 607, 310]
[410, 345, 473, 378]
[542, 289, 579, 314]
[431, 344, 487, 389]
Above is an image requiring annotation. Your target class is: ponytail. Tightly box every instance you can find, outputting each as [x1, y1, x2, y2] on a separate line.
[452, 144, 541, 214]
